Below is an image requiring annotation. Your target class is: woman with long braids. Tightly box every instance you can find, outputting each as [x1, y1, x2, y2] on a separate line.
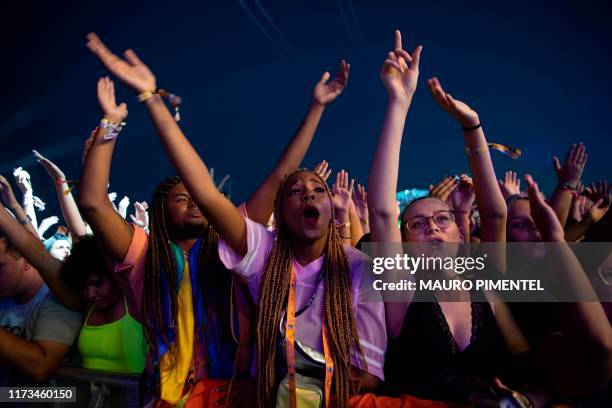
[82, 33, 386, 407]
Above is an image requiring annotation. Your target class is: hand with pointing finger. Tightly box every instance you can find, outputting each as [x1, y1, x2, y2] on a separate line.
[380, 29, 422, 105]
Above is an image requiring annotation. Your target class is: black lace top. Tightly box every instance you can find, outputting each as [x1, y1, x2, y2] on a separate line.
[383, 291, 514, 401]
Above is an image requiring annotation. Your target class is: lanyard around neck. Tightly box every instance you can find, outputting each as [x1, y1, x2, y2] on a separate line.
[286, 263, 333, 408]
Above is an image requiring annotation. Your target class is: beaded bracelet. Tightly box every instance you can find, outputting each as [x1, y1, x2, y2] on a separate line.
[99, 118, 126, 140]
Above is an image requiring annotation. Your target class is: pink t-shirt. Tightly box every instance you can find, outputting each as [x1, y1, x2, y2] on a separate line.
[218, 216, 387, 380]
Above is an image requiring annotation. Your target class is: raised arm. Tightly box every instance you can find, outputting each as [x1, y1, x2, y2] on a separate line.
[86, 33, 247, 256]
[0, 187, 81, 309]
[32, 149, 89, 237]
[428, 77, 507, 242]
[353, 183, 370, 235]
[565, 199, 610, 242]
[245, 61, 350, 225]
[0, 175, 40, 238]
[37, 216, 59, 238]
[129, 201, 150, 234]
[77, 75, 132, 262]
[549, 143, 587, 227]
[498, 171, 521, 200]
[368, 30, 421, 243]
[450, 175, 476, 242]
[330, 170, 354, 246]
[368, 30, 421, 338]
[524, 174, 612, 395]
[13, 167, 40, 234]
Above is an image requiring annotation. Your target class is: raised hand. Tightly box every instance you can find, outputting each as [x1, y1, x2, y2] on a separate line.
[353, 184, 369, 223]
[86, 33, 156, 94]
[570, 191, 585, 223]
[525, 174, 565, 241]
[313, 60, 350, 106]
[585, 196, 611, 225]
[129, 201, 149, 230]
[451, 175, 476, 214]
[331, 170, 354, 215]
[380, 30, 422, 104]
[37, 216, 59, 237]
[32, 150, 66, 180]
[117, 196, 130, 219]
[97, 76, 128, 124]
[0, 175, 19, 208]
[584, 180, 611, 208]
[553, 143, 587, 186]
[427, 77, 479, 128]
[429, 176, 457, 202]
[313, 160, 332, 182]
[13, 167, 33, 195]
[498, 171, 521, 199]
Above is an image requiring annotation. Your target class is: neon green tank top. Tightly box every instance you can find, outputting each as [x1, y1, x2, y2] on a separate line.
[78, 297, 147, 373]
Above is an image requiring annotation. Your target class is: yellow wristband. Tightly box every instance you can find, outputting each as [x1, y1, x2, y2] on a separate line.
[137, 89, 157, 103]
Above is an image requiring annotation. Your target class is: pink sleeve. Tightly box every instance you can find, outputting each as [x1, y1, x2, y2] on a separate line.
[218, 216, 273, 302]
[112, 226, 148, 322]
[238, 202, 248, 218]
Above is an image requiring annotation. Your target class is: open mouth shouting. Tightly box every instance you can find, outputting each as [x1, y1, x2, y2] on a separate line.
[302, 204, 321, 227]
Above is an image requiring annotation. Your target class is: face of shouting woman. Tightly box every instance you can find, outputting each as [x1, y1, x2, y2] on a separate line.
[279, 171, 333, 245]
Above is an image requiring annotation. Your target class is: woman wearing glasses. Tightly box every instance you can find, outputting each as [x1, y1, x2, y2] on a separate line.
[366, 33, 534, 405]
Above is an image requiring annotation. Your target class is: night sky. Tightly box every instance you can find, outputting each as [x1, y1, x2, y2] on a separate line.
[1, 0, 611, 221]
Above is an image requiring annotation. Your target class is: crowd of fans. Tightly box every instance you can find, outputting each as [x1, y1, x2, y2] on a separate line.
[0, 30, 610, 407]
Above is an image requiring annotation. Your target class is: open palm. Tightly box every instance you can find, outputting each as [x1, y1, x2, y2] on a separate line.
[97, 76, 128, 123]
[87, 32, 156, 94]
[313, 60, 350, 105]
[428, 77, 479, 128]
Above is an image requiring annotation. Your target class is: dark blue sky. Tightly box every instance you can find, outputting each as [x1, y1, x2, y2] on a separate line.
[1, 0, 611, 220]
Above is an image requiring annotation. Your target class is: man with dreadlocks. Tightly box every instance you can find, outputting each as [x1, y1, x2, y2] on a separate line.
[82, 39, 388, 408]
[78, 80, 254, 407]
[82, 33, 354, 407]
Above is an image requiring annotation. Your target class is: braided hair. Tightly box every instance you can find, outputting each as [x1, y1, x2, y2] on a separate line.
[142, 177, 232, 366]
[255, 169, 365, 407]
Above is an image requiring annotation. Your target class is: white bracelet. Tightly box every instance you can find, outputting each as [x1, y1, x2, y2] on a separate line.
[100, 118, 126, 140]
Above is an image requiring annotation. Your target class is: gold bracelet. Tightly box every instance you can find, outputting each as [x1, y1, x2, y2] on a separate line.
[137, 89, 157, 102]
[136, 88, 182, 121]
[337, 222, 351, 229]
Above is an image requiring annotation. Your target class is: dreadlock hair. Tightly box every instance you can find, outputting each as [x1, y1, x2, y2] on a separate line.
[255, 169, 365, 408]
[143, 176, 233, 368]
